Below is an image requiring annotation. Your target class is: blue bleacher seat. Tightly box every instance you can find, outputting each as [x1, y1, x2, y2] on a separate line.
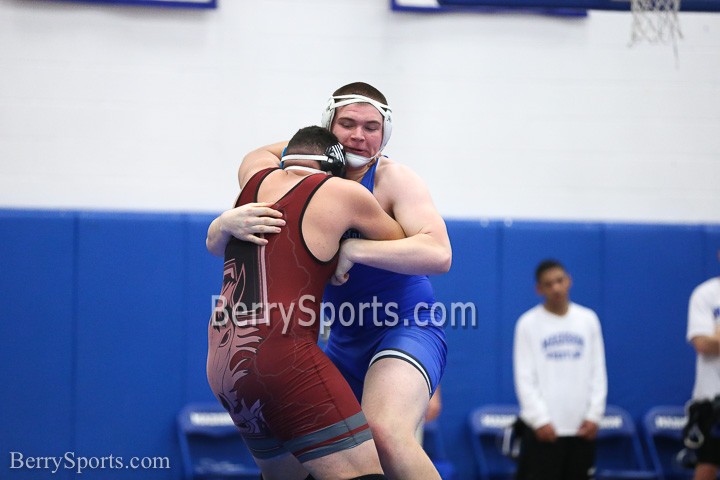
[468, 404, 519, 480]
[643, 405, 695, 480]
[177, 402, 260, 480]
[595, 404, 658, 479]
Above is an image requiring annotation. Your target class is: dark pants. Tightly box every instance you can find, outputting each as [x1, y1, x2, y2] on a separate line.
[696, 436, 720, 467]
[515, 427, 596, 480]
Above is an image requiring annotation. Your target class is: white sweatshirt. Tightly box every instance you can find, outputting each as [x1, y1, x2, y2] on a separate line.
[513, 303, 608, 436]
[687, 277, 720, 401]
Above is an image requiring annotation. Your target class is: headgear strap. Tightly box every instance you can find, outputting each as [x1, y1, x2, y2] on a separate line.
[281, 142, 346, 178]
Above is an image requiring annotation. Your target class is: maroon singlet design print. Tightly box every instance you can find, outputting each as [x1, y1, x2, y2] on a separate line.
[209, 241, 269, 435]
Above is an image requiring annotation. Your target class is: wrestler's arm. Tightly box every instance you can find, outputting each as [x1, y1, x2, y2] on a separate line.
[325, 180, 406, 285]
[237, 141, 287, 187]
[341, 163, 451, 275]
[205, 142, 288, 255]
[339, 180, 405, 241]
[206, 202, 285, 255]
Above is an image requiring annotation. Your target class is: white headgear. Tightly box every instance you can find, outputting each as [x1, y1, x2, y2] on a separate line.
[320, 94, 393, 155]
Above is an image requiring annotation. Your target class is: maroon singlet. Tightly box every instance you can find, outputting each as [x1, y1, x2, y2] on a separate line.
[206, 168, 372, 463]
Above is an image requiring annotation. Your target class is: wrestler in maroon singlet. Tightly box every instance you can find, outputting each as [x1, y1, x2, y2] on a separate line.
[206, 167, 372, 463]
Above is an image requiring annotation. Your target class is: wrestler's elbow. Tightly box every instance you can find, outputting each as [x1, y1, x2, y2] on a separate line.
[421, 233, 451, 274]
[439, 249, 452, 274]
[409, 232, 452, 274]
[206, 237, 223, 257]
[431, 246, 452, 274]
[206, 230, 226, 257]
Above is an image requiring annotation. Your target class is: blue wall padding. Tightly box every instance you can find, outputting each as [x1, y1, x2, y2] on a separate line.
[0, 210, 76, 480]
[74, 212, 187, 479]
[602, 224, 701, 412]
[704, 225, 720, 279]
[1, 209, 718, 480]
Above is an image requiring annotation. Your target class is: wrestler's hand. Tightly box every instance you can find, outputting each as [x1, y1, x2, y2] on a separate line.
[331, 240, 356, 286]
[220, 203, 285, 246]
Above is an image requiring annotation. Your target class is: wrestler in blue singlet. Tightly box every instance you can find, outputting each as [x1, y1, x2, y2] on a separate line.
[323, 159, 447, 401]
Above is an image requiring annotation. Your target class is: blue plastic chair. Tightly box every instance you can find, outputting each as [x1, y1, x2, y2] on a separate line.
[468, 404, 520, 480]
[177, 402, 261, 480]
[643, 405, 695, 480]
[423, 419, 457, 480]
[595, 404, 658, 480]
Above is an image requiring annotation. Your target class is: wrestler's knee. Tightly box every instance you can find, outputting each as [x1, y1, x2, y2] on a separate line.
[368, 416, 416, 459]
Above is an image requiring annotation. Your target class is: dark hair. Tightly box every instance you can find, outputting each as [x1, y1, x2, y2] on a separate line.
[333, 82, 388, 105]
[285, 126, 339, 157]
[535, 259, 566, 282]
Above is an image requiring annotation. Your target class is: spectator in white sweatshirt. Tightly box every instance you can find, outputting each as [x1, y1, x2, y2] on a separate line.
[513, 259, 607, 480]
[686, 248, 720, 480]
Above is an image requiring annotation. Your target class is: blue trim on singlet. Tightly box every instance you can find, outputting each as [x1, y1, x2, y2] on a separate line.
[322, 158, 447, 399]
[359, 160, 378, 191]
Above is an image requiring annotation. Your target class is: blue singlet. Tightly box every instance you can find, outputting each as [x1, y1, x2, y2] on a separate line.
[323, 159, 447, 400]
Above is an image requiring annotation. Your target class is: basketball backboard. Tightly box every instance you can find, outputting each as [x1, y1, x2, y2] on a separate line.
[392, 0, 718, 12]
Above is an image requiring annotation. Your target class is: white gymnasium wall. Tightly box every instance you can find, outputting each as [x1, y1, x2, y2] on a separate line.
[1, 0, 718, 223]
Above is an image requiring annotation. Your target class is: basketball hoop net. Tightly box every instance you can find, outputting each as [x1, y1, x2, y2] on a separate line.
[629, 0, 683, 58]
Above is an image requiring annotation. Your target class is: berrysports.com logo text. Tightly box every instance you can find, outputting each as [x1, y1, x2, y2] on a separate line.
[9, 451, 170, 475]
[211, 295, 477, 334]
